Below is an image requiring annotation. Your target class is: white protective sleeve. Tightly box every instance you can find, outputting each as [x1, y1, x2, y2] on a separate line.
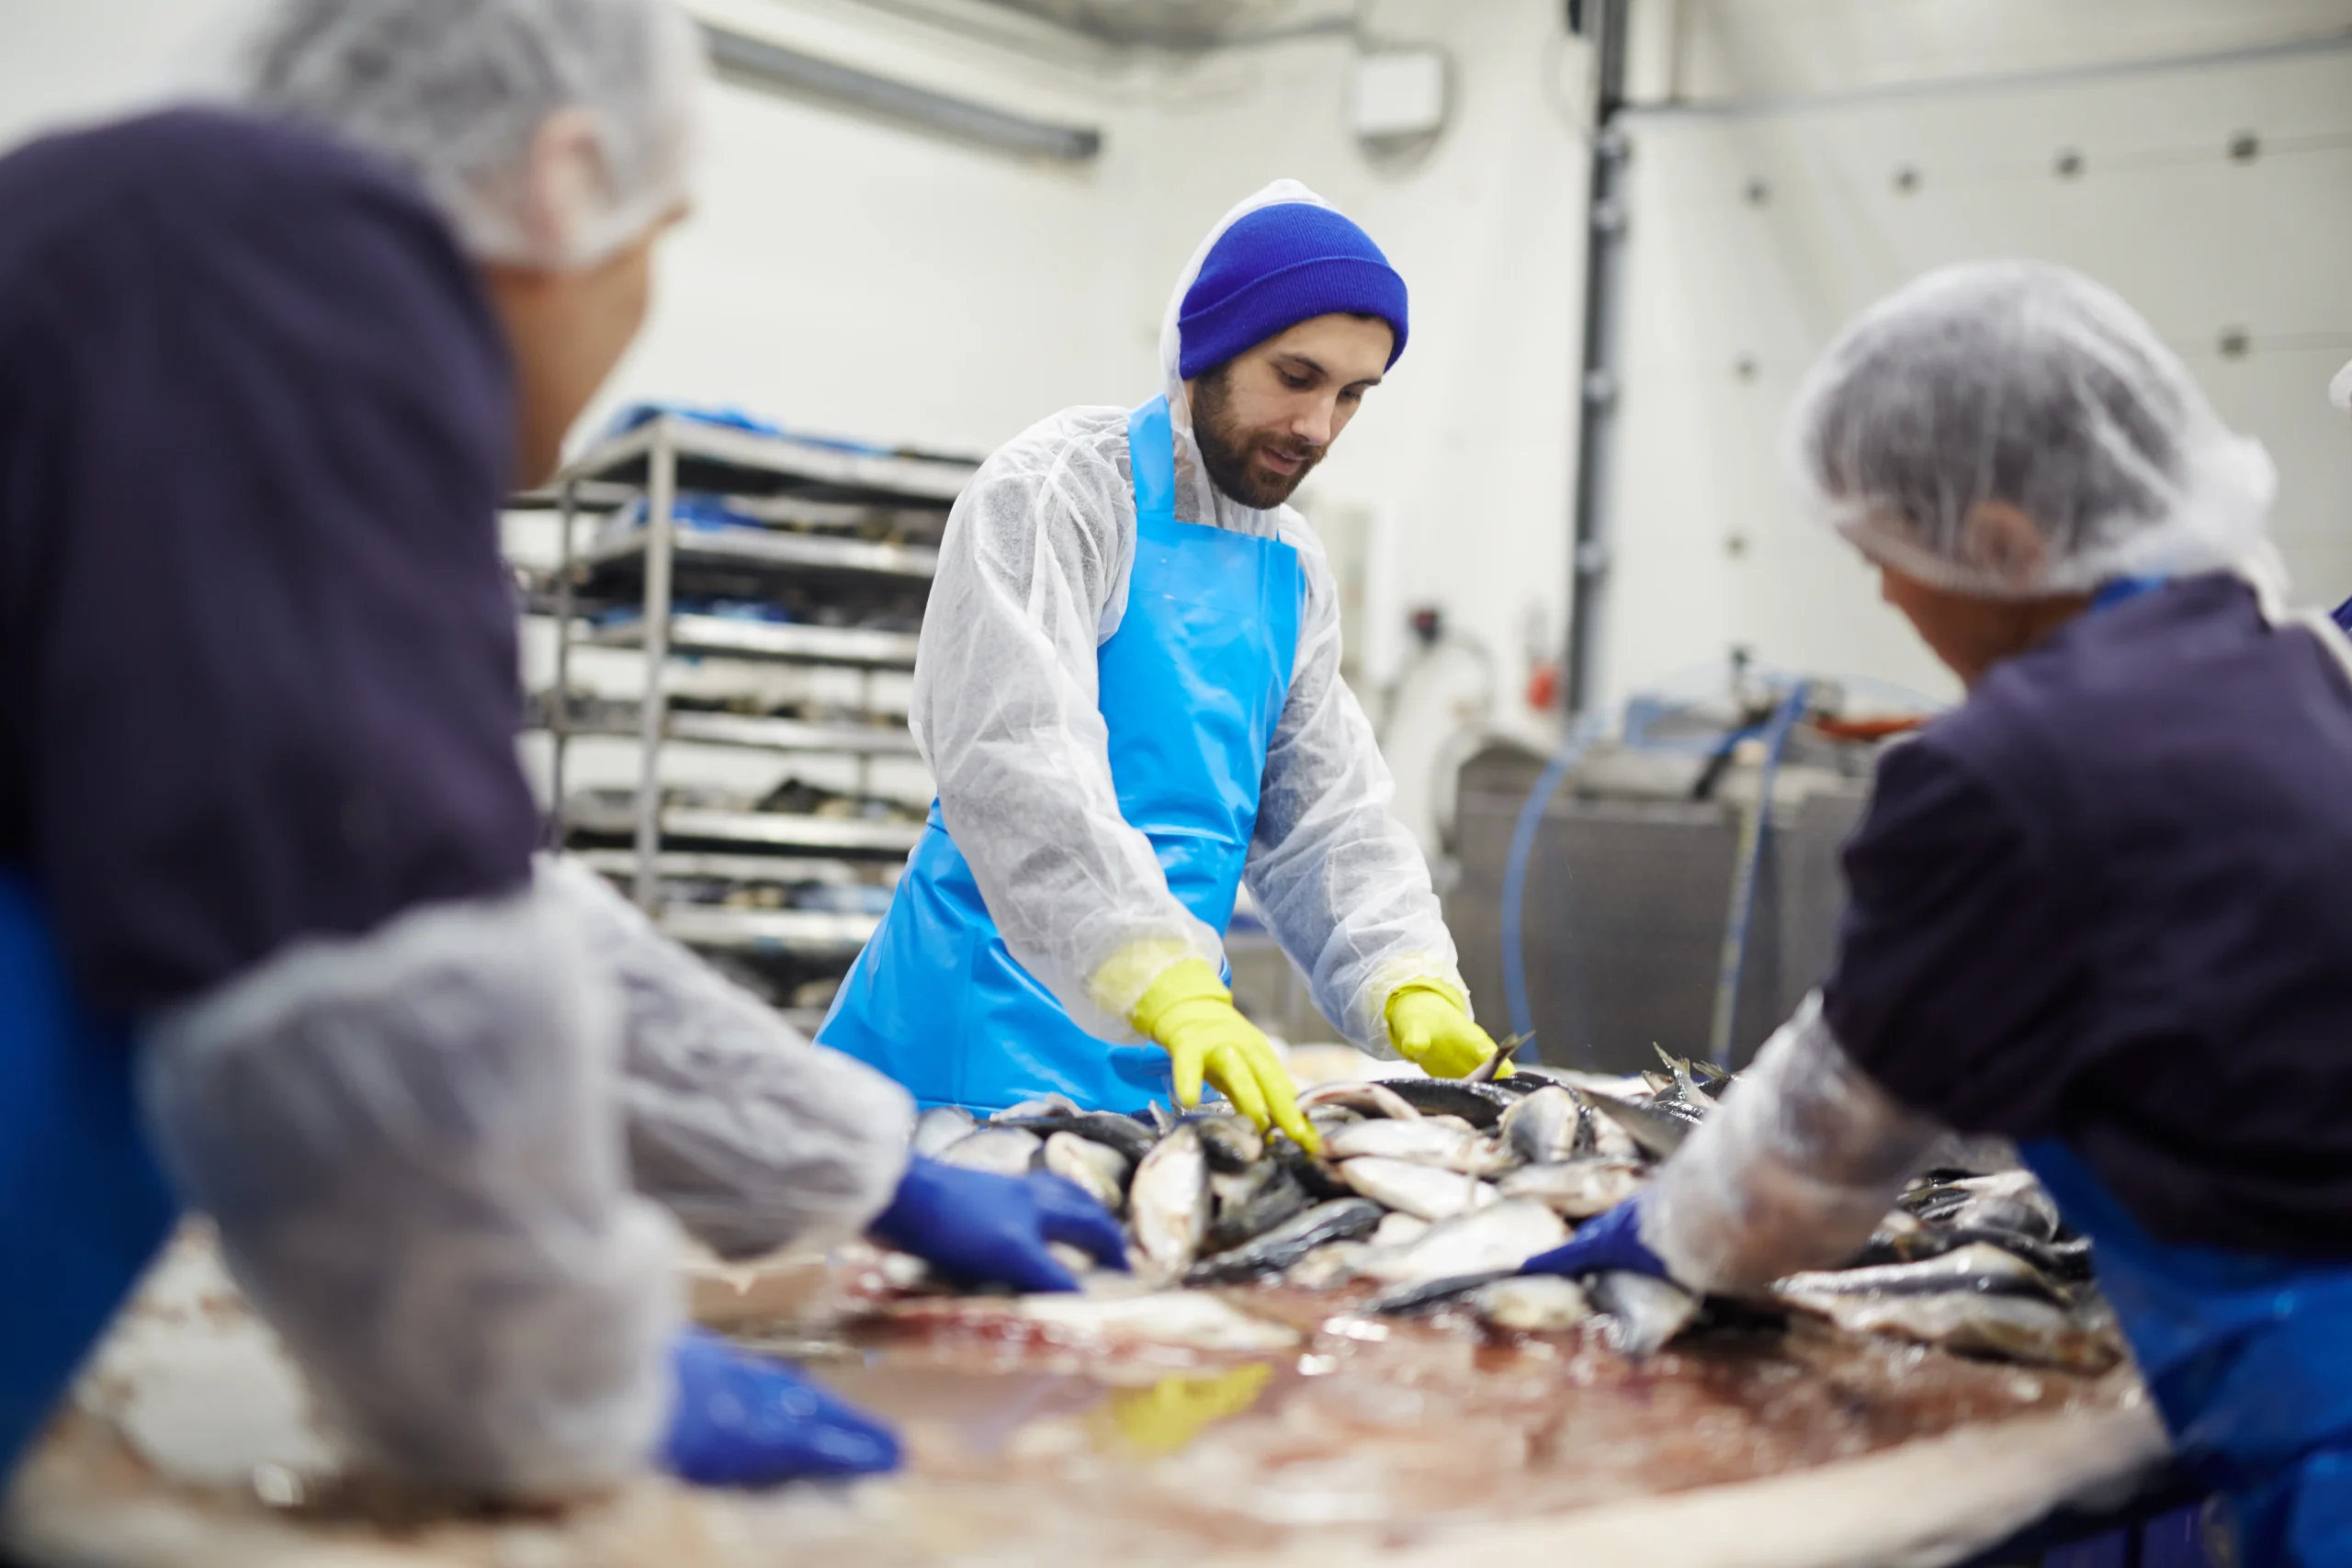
[911, 179, 1464, 1048]
[539, 854, 914, 1259]
[1641, 992, 1943, 1295]
[138, 880, 677, 1501]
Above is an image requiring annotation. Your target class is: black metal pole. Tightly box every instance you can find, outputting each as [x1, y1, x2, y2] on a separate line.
[1566, 0, 1632, 715]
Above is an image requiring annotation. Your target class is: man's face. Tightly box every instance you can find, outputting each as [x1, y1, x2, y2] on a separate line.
[1186, 313, 1394, 510]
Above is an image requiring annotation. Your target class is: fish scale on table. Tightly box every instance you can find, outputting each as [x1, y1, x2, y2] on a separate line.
[910, 1059, 2124, 1368]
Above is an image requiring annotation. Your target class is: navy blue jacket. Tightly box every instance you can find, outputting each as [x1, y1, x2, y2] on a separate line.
[0, 109, 537, 1016]
[1826, 574, 2352, 1258]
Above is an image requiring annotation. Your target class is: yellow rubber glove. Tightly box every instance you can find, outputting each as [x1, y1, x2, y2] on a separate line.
[1130, 959, 1320, 1155]
[1386, 982, 1508, 1079]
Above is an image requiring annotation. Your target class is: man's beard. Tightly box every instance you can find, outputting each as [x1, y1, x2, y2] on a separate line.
[1190, 367, 1322, 510]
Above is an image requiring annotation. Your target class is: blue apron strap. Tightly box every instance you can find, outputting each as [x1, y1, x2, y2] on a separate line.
[1127, 397, 1176, 532]
[0, 874, 177, 1477]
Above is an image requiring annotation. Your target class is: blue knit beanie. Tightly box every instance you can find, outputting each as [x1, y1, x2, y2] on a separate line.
[1177, 203, 1408, 380]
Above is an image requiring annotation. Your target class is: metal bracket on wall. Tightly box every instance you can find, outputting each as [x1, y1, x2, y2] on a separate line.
[704, 23, 1104, 162]
[1565, 0, 1632, 715]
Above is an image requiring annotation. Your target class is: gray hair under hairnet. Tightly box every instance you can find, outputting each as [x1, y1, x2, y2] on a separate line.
[1785, 261, 2276, 599]
[227, 0, 703, 269]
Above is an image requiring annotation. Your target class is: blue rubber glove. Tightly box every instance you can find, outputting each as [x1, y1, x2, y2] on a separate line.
[660, 1329, 900, 1487]
[1519, 1194, 1674, 1280]
[871, 1156, 1129, 1293]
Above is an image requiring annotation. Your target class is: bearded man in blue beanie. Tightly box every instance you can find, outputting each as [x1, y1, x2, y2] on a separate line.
[821, 181, 1501, 1142]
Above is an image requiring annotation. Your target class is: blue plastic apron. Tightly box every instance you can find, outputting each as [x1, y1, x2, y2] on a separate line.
[820, 396, 1303, 1113]
[2007, 573, 2351, 1567]
[2024, 1144, 2352, 1568]
[0, 873, 177, 1476]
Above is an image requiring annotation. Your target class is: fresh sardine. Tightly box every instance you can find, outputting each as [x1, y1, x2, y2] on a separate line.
[1574, 1088, 1697, 1159]
[1475, 1275, 1594, 1332]
[1355, 1200, 1567, 1286]
[1184, 1198, 1385, 1284]
[1129, 1123, 1211, 1274]
[1499, 1086, 1587, 1166]
[1776, 1243, 2068, 1306]
[1364, 1270, 1519, 1314]
[1589, 1271, 1700, 1356]
[1189, 1114, 1265, 1173]
[994, 1093, 1080, 1122]
[1321, 1118, 1503, 1173]
[1337, 1157, 1500, 1222]
[1207, 1161, 1310, 1252]
[995, 1110, 1159, 1165]
[1469, 1033, 1526, 1083]
[1374, 1078, 1516, 1129]
[1299, 1082, 1423, 1122]
[1371, 1211, 1430, 1248]
[1285, 1240, 1374, 1290]
[938, 1126, 1042, 1177]
[1045, 1132, 1130, 1216]
[1498, 1159, 1645, 1219]
[1015, 1292, 1300, 1353]
[912, 1105, 979, 1159]
[1781, 1290, 2119, 1371]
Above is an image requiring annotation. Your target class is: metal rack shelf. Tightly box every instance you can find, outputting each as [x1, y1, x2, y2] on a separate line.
[575, 524, 938, 582]
[553, 413, 975, 503]
[528, 411, 955, 949]
[566, 799, 925, 856]
[657, 904, 882, 957]
[535, 701, 920, 758]
[582, 613, 922, 670]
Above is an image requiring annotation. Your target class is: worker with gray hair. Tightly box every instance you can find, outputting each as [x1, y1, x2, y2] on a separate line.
[0, 0, 1119, 1503]
[1517, 263, 2352, 1568]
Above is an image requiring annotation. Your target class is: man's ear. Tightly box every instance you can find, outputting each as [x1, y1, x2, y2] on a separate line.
[521, 107, 610, 268]
[1961, 500, 2048, 591]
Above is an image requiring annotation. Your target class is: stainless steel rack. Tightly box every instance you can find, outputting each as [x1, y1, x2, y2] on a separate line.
[516, 412, 973, 986]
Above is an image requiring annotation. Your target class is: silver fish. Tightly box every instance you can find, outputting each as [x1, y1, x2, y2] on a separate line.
[994, 1093, 1080, 1122]
[1775, 1243, 2066, 1305]
[1208, 1161, 1311, 1251]
[1356, 1200, 1567, 1285]
[1285, 1239, 1374, 1289]
[1299, 1081, 1423, 1122]
[1337, 1157, 1500, 1221]
[1371, 1211, 1431, 1248]
[1015, 1292, 1300, 1353]
[1129, 1123, 1211, 1274]
[1657, 1047, 1719, 1111]
[1499, 1086, 1586, 1167]
[911, 1105, 978, 1159]
[1045, 1132, 1129, 1216]
[938, 1126, 1042, 1177]
[1321, 1118, 1502, 1173]
[1574, 1088, 1696, 1160]
[1190, 1113, 1265, 1173]
[1498, 1159, 1645, 1219]
[1469, 1032, 1527, 1083]
[1589, 1270, 1700, 1356]
[1780, 1290, 2118, 1371]
[1476, 1276, 1593, 1332]
[1185, 1198, 1385, 1284]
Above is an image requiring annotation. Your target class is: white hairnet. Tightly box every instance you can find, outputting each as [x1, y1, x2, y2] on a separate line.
[224, 0, 703, 269]
[140, 879, 677, 1499]
[906, 181, 1465, 1050]
[1785, 261, 2278, 599]
[1642, 993, 1939, 1294]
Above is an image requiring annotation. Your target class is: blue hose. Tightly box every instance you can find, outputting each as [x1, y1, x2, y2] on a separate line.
[1706, 680, 1810, 1060]
[1499, 717, 1600, 1058]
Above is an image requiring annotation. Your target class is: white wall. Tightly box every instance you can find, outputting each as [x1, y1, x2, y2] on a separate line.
[1600, 0, 2352, 707]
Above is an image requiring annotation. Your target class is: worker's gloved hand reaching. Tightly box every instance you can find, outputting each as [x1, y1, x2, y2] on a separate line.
[1385, 982, 1508, 1079]
[1130, 959, 1321, 1155]
[661, 1329, 900, 1487]
[1517, 1194, 1674, 1282]
[871, 1155, 1129, 1293]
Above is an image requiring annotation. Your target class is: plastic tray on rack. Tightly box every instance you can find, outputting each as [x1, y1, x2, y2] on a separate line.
[657, 904, 883, 958]
[583, 613, 922, 670]
[565, 797, 924, 856]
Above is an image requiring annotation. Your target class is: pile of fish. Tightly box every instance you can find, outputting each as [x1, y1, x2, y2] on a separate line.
[907, 1047, 2120, 1371]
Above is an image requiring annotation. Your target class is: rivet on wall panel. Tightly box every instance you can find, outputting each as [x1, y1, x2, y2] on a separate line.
[2228, 130, 2261, 163]
[1744, 177, 1770, 207]
[2052, 148, 2085, 180]
[1892, 164, 1920, 195]
[1733, 355, 1758, 382]
[2219, 327, 2251, 360]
